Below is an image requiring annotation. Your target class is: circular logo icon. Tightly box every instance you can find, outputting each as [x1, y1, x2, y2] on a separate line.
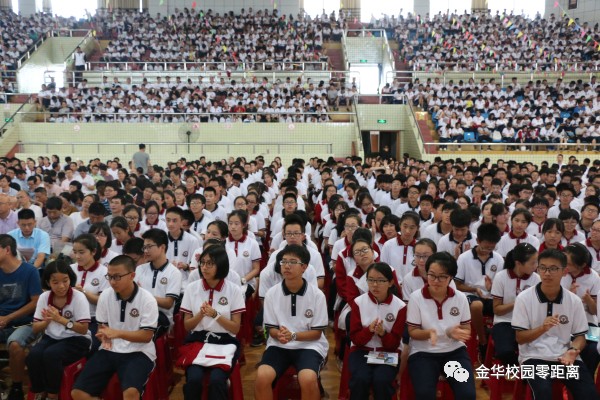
[385, 313, 395, 322]
[130, 308, 140, 318]
[160, 277, 168, 285]
[490, 265, 497, 272]
[91, 278, 100, 287]
[63, 310, 73, 319]
[183, 251, 188, 257]
[218, 296, 228, 306]
[449, 307, 460, 316]
[304, 309, 314, 318]
[243, 251, 249, 257]
[559, 315, 569, 324]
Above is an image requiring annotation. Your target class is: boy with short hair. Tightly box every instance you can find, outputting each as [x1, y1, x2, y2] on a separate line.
[137, 228, 181, 336]
[72, 255, 158, 400]
[455, 223, 504, 361]
[255, 244, 328, 399]
[512, 249, 599, 400]
[437, 209, 478, 259]
[164, 207, 201, 289]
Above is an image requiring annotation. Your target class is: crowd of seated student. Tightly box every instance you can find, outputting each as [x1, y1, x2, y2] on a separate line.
[375, 11, 600, 71]
[37, 74, 358, 123]
[390, 75, 600, 149]
[89, 8, 345, 71]
[4, 152, 600, 399]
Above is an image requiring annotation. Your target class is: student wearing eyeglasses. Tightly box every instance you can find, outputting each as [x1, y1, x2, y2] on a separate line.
[511, 249, 599, 400]
[255, 244, 328, 400]
[72, 255, 158, 400]
[347, 262, 406, 400]
[406, 252, 476, 400]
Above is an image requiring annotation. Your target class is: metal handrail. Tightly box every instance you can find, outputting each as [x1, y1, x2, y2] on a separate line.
[16, 29, 91, 69]
[408, 60, 600, 72]
[421, 141, 592, 154]
[64, 30, 95, 64]
[85, 60, 329, 72]
[17, 141, 335, 155]
[0, 95, 34, 135]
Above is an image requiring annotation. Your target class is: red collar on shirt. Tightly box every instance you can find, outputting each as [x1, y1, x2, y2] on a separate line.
[509, 230, 527, 240]
[421, 284, 455, 300]
[202, 279, 225, 291]
[145, 218, 158, 226]
[538, 242, 564, 253]
[367, 291, 393, 305]
[586, 238, 600, 251]
[228, 233, 247, 243]
[77, 261, 100, 272]
[396, 234, 416, 247]
[134, 223, 141, 232]
[412, 267, 427, 283]
[569, 267, 591, 280]
[101, 248, 108, 258]
[48, 287, 74, 308]
[507, 269, 531, 281]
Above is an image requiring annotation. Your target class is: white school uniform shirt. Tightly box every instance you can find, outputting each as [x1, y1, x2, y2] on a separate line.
[437, 231, 479, 259]
[380, 235, 416, 279]
[33, 288, 92, 342]
[167, 230, 202, 287]
[406, 287, 471, 355]
[271, 234, 316, 253]
[139, 218, 168, 234]
[421, 222, 447, 243]
[402, 267, 457, 302]
[263, 279, 329, 358]
[496, 231, 540, 258]
[134, 261, 182, 325]
[269, 242, 325, 279]
[582, 239, 600, 273]
[206, 205, 228, 222]
[561, 267, 600, 325]
[111, 239, 123, 255]
[187, 267, 242, 290]
[561, 230, 586, 247]
[491, 269, 541, 324]
[190, 210, 214, 235]
[99, 249, 119, 269]
[180, 279, 245, 335]
[526, 220, 546, 241]
[95, 284, 158, 361]
[350, 292, 406, 352]
[225, 234, 261, 289]
[455, 248, 505, 298]
[70, 262, 109, 317]
[259, 262, 319, 299]
[512, 284, 588, 364]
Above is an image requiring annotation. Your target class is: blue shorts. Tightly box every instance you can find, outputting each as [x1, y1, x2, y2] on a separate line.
[73, 350, 155, 396]
[0, 325, 38, 347]
[466, 295, 494, 316]
[259, 346, 324, 382]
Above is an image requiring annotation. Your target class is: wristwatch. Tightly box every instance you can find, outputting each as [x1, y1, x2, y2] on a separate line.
[290, 332, 297, 342]
[241, 277, 247, 285]
[65, 320, 74, 330]
[567, 346, 580, 354]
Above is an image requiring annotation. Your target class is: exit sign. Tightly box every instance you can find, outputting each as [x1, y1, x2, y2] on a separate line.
[377, 119, 387, 124]
[360, 59, 368, 63]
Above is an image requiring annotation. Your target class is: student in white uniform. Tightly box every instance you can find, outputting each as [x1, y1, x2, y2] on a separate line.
[255, 245, 329, 400]
[164, 207, 201, 289]
[496, 209, 540, 258]
[455, 223, 504, 361]
[137, 228, 182, 336]
[110, 216, 134, 255]
[179, 245, 245, 400]
[188, 239, 241, 288]
[348, 262, 406, 400]
[559, 209, 586, 246]
[72, 255, 158, 400]
[437, 209, 478, 259]
[407, 252, 476, 400]
[512, 249, 599, 400]
[225, 210, 261, 299]
[583, 219, 600, 273]
[421, 202, 459, 243]
[27, 261, 91, 400]
[561, 243, 600, 375]
[491, 243, 540, 366]
[89, 222, 119, 268]
[139, 201, 168, 233]
[71, 234, 109, 351]
[380, 212, 419, 279]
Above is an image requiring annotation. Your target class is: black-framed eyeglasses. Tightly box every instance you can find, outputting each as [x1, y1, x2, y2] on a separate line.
[105, 272, 133, 281]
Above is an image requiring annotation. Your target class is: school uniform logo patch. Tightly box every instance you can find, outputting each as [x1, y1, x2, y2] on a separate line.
[63, 310, 73, 319]
[304, 309, 314, 318]
[449, 307, 460, 316]
[218, 296, 228, 306]
[130, 308, 140, 318]
[490, 265, 497, 272]
[91, 278, 100, 286]
[559, 315, 569, 324]
[243, 251, 249, 257]
[183, 251, 188, 257]
[385, 313, 395, 322]
[160, 277, 168, 285]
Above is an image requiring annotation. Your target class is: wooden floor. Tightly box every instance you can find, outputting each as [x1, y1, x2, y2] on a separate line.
[167, 328, 497, 400]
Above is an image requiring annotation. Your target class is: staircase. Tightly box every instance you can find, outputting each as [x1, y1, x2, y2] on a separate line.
[325, 42, 345, 71]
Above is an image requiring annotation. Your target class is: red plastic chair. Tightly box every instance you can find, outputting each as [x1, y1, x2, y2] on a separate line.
[199, 362, 244, 400]
[154, 335, 174, 399]
[484, 339, 518, 400]
[27, 358, 87, 400]
[100, 367, 162, 400]
[271, 366, 301, 400]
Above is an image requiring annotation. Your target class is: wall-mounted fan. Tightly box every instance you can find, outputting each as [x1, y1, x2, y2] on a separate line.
[178, 123, 201, 153]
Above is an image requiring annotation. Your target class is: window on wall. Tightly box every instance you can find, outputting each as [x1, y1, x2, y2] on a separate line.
[303, 0, 341, 19]
[429, 0, 471, 16]
[487, 0, 545, 19]
[361, 0, 413, 23]
[51, 0, 97, 18]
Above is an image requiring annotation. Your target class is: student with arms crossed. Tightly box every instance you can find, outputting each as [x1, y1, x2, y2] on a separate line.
[71, 255, 158, 400]
[255, 245, 328, 400]
[512, 249, 599, 400]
